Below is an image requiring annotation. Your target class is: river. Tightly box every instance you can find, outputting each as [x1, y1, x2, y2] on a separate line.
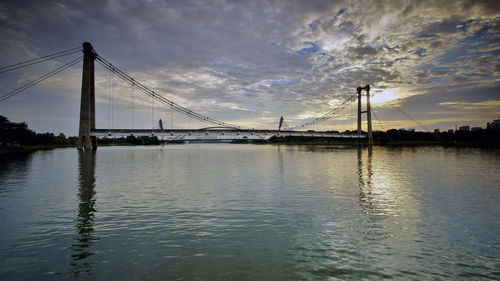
[0, 144, 499, 280]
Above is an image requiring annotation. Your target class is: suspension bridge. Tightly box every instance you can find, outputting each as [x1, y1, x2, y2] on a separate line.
[1, 42, 375, 149]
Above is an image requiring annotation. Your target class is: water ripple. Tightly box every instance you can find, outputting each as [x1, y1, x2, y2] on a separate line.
[0, 145, 499, 280]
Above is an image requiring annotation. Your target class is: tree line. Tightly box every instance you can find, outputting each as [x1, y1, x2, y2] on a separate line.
[2, 114, 498, 147]
[0, 115, 163, 147]
[0, 115, 75, 146]
[268, 128, 500, 146]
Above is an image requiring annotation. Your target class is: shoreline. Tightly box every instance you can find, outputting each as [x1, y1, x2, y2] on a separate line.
[265, 140, 500, 147]
[0, 145, 75, 155]
[0, 143, 139, 155]
[2, 140, 499, 155]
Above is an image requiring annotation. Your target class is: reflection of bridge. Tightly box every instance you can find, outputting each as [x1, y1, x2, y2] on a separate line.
[0, 42, 374, 148]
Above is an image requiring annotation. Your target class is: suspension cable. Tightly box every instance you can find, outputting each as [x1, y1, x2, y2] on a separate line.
[393, 107, 430, 131]
[351, 101, 354, 131]
[371, 106, 386, 131]
[0, 47, 81, 74]
[0, 56, 83, 102]
[170, 104, 173, 129]
[371, 105, 393, 141]
[95, 55, 240, 129]
[289, 94, 358, 130]
[111, 69, 114, 129]
[131, 82, 135, 130]
[108, 67, 113, 130]
[393, 107, 441, 140]
[152, 94, 154, 131]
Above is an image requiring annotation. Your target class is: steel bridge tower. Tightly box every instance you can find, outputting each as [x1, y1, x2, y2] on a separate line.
[77, 42, 97, 150]
[357, 85, 373, 147]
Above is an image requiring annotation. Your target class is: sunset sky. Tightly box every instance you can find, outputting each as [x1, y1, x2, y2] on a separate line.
[0, 0, 499, 135]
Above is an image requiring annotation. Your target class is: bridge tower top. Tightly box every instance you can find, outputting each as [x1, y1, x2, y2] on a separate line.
[82, 42, 97, 60]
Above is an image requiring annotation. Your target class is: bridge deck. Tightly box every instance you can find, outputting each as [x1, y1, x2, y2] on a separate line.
[91, 128, 366, 141]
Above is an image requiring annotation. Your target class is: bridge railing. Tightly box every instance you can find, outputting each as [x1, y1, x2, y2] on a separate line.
[91, 128, 366, 140]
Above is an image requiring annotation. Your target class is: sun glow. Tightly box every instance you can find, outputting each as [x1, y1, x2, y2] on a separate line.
[371, 88, 400, 104]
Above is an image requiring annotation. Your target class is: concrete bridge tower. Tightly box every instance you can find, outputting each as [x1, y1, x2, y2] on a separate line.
[77, 42, 97, 150]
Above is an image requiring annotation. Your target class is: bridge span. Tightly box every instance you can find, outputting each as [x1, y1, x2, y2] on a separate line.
[71, 42, 372, 149]
[91, 128, 366, 141]
[1, 42, 376, 149]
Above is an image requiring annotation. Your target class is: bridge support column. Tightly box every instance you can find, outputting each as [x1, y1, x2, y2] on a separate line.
[356, 84, 373, 147]
[357, 87, 362, 139]
[77, 42, 97, 150]
[365, 85, 373, 147]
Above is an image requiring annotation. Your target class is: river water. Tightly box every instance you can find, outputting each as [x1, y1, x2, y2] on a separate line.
[0, 144, 499, 280]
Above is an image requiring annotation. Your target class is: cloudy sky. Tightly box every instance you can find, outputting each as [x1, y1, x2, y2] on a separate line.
[0, 0, 499, 135]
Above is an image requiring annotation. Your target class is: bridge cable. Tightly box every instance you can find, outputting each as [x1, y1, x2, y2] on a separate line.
[288, 94, 358, 130]
[370, 105, 394, 142]
[351, 101, 355, 131]
[393, 107, 441, 140]
[95, 55, 241, 129]
[170, 104, 173, 129]
[393, 107, 430, 131]
[108, 68, 111, 130]
[0, 56, 83, 102]
[353, 100, 357, 132]
[109, 67, 115, 130]
[152, 93, 154, 132]
[0, 47, 81, 74]
[131, 82, 135, 130]
[96, 56, 239, 128]
[371, 106, 386, 131]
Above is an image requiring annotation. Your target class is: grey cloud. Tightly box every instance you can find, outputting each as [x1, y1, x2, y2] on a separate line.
[347, 45, 379, 58]
[397, 82, 500, 114]
[417, 20, 465, 38]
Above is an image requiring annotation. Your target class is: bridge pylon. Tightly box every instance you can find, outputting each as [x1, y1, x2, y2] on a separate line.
[357, 85, 373, 147]
[77, 42, 97, 150]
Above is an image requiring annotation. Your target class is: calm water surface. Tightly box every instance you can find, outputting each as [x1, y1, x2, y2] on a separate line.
[0, 144, 499, 280]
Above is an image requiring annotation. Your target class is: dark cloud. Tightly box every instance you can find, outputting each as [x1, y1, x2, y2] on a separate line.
[418, 20, 464, 38]
[347, 45, 379, 58]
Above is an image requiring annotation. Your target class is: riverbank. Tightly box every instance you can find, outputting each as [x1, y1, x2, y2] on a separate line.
[1, 138, 498, 155]
[0, 141, 181, 155]
[264, 140, 500, 147]
[0, 145, 76, 155]
[264, 136, 500, 147]
[0, 143, 152, 155]
[265, 132, 500, 147]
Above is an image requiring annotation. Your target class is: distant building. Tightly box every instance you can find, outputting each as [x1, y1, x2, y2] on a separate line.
[434, 129, 440, 133]
[471, 127, 482, 132]
[459, 126, 470, 131]
[408, 128, 415, 132]
[448, 129, 454, 133]
[487, 119, 500, 130]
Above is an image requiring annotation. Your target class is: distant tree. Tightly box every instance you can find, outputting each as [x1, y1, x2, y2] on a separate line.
[36, 132, 55, 145]
[54, 133, 69, 145]
[0, 115, 37, 146]
[0, 115, 77, 147]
